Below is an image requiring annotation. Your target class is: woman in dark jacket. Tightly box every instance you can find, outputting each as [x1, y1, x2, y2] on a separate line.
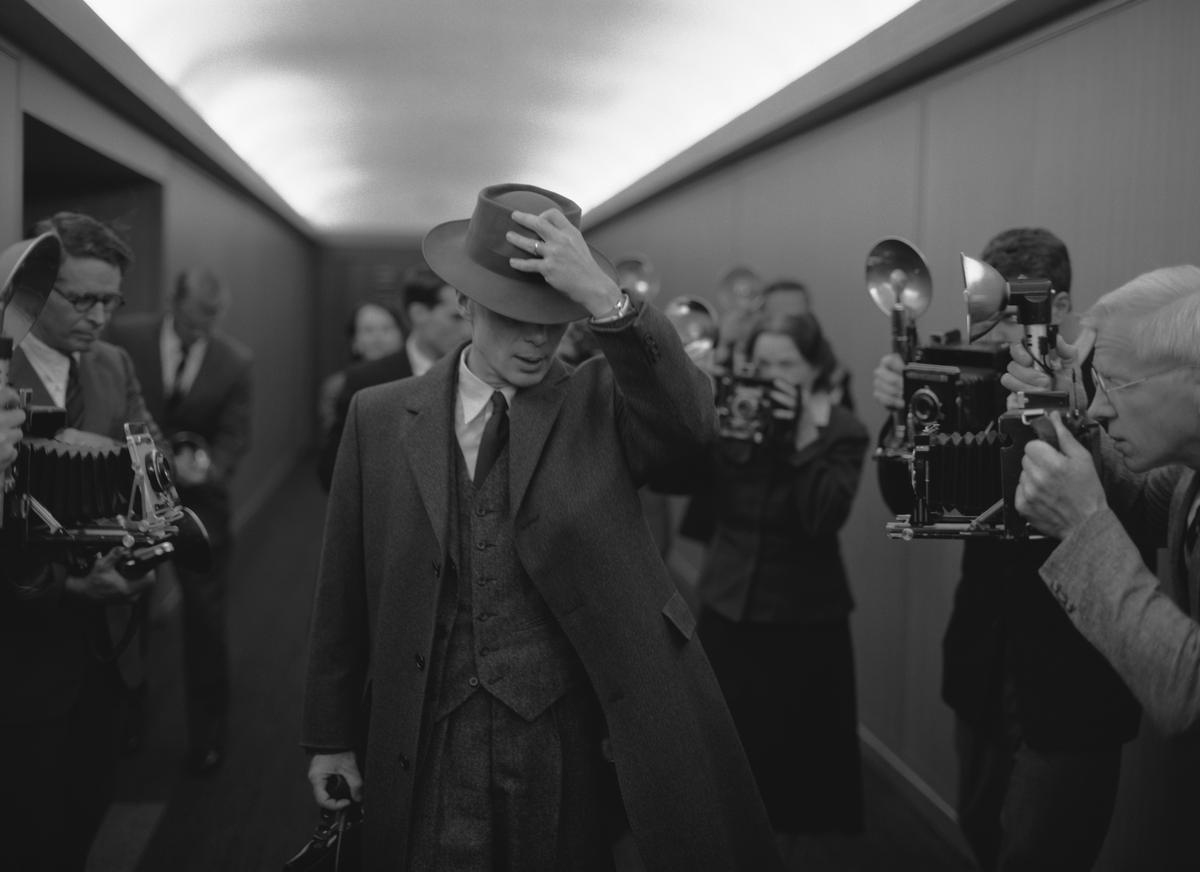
[695, 312, 869, 840]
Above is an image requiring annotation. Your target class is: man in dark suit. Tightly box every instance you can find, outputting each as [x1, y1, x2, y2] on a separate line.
[302, 184, 783, 871]
[0, 213, 159, 871]
[108, 267, 252, 774]
[317, 265, 468, 490]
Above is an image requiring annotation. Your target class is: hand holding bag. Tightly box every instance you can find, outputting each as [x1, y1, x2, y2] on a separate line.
[283, 775, 363, 872]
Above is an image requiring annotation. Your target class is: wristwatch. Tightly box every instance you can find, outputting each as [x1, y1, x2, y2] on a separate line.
[589, 293, 635, 324]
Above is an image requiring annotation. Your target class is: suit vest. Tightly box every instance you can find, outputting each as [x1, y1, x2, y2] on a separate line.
[430, 438, 583, 722]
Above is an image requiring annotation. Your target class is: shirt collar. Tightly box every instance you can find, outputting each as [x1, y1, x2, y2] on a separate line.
[457, 346, 515, 422]
[21, 329, 77, 368]
[407, 334, 434, 376]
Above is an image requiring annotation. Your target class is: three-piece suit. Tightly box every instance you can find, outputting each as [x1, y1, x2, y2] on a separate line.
[302, 302, 783, 871]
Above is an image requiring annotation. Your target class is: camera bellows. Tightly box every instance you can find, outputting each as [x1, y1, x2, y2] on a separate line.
[17, 437, 134, 523]
[925, 430, 1004, 517]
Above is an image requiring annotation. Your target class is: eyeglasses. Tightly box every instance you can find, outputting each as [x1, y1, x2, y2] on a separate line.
[53, 286, 125, 313]
[1090, 365, 1172, 402]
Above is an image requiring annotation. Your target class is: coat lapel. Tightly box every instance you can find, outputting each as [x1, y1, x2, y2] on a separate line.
[509, 359, 568, 513]
[403, 355, 457, 557]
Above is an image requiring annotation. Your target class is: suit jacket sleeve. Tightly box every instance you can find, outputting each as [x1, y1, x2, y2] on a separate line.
[302, 392, 370, 751]
[1040, 481, 1200, 736]
[116, 345, 165, 447]
[588, 302, 717, 484]
[209, 351, 253, 484]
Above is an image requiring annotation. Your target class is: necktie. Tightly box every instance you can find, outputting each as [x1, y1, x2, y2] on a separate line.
[167, 343, 192, 412]
[65, 356, 85, 428]
[474, 391, 509, 484]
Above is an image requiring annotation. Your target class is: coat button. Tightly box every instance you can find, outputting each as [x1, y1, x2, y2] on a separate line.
[432, 561, 441, 577]
[475, 505, 487, 517]
[475, 541, 487, 550]
[468, 676, 479, 688]
[399, 753, 410, 770]
[477, 613, 490, 623]
[415, 654, 425, 670]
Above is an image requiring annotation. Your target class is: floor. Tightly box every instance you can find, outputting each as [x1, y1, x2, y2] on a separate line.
[87, 463, 976, 872]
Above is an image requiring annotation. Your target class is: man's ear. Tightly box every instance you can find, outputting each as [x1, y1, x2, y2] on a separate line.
[456, 291, 472, 322]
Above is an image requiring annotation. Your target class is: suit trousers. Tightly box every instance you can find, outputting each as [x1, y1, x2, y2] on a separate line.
[407, 683, 616, 872]
[0, 661, 126, 872]
[955, 716, 1122, 872]
[177, 540, 231, 751]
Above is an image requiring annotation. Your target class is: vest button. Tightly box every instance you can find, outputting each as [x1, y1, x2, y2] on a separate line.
[414, 653, 425, 670]
[477, 613, 490, 623]
[399, 753, 410, 770]
[475, 505, 487, 517]
[468, 676, 479, 688]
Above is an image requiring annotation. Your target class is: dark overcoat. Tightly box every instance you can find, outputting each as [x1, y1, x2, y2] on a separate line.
[302, 303, 783, 871]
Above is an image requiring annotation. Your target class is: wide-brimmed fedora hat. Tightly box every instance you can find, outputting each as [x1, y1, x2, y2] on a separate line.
[422, 183, 615, 325]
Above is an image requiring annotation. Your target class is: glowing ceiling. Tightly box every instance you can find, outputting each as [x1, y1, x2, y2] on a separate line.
[82, 0, 919, 238]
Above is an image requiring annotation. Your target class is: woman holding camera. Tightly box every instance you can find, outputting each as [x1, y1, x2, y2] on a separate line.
[692, 312, 869, 847]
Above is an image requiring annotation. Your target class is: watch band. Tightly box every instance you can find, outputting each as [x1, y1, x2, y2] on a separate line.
[589, 293, 634, 324]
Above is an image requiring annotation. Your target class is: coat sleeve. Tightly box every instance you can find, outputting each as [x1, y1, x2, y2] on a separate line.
[301, 392, 370, 752]
[1041, 498, 1200, 736]
[588, 302, 716, 484]
[788, 407, 870, 538]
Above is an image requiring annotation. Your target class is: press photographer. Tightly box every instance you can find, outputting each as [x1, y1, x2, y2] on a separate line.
[1006, 264, 1200, 737]
[671, 311, 871, 845]
[0, 212, 166, 872]
[872, 228, 1138, 872]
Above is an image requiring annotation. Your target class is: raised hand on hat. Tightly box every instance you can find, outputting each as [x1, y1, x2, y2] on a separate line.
[507, 209, 623, 318]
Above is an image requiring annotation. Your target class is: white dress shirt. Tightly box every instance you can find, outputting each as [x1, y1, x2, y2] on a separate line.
[160, 314, 208, 396]
[20, 331, 76, 408]
[455, 347, 515, 478]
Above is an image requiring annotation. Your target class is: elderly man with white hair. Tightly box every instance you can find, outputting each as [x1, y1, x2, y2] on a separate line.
[1005, 264, 1200, 735]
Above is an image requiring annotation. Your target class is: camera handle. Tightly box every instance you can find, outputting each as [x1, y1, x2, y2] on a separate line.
[879, 305, 918, 455]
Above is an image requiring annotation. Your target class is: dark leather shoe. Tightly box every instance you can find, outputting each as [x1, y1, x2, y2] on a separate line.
[186, 746, 224, 775]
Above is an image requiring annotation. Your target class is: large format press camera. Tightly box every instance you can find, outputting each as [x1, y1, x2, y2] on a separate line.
[0, 233, 209, 579]
[867, 237, 1089, 540]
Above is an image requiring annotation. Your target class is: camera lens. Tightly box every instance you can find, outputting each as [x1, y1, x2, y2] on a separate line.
[910, 387, 943, 424]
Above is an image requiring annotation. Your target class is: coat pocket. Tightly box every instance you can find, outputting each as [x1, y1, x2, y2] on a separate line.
[661, 590, 696, 641]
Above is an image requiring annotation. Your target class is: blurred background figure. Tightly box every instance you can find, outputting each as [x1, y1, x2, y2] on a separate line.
[315, 293, 406, 442]
[108, 266, 253, 775]
[762, 278, 812, 318]
[674, 312, 869, 855]
[714, 264, 765, 372]
[317, 265, 469, 490]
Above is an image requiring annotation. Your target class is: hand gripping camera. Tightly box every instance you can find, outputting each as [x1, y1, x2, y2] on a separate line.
[0, 233, 209, 579]
[663, 295, 795, 446]
[867, 237, 1090, 539]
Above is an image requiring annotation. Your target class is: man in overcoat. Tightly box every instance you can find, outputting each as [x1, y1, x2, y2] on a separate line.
[301, 183, 782, 871]
[108, 267, 253, 772]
